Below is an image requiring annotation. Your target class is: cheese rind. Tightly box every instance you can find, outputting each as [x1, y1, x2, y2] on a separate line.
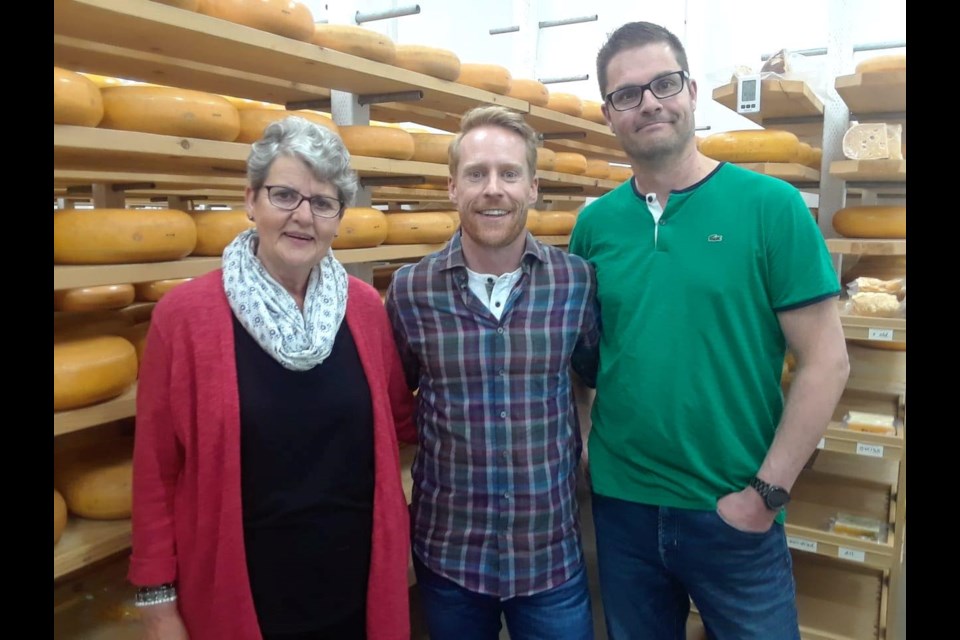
[699, 130, 800, 163]
[394, 44, 461, 81]
[842, 123, 903, 160]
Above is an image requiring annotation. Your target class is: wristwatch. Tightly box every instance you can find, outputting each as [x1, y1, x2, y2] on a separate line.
[749, 477, 791, 511]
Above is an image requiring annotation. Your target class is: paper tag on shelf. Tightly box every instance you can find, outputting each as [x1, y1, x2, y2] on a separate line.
[838, 547, 866, 563]
[787, 536, 818, 553]
[867, 328, 895, 341]
[856, 443, 884, 458]
[816, 437, 826, 450]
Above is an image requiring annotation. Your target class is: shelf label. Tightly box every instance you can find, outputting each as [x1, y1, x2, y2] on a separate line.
[856, 443, 884, 458]
[867, 328, 895, 341]
[787, 536, 818, 554]
[838, 547, 866, 563]
[816, 437, 826, 450]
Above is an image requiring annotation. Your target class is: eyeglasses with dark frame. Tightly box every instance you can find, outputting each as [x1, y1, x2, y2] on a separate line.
[605, 70, 690, 112]
[263, 185, 344, 219]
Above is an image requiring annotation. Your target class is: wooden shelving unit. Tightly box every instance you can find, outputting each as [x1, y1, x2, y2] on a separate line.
[712, 77, 825, 145]
[54, 519, 132, 581]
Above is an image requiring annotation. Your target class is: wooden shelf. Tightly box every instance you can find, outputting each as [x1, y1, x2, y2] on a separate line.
[819, 423, 903, 463]
[737, 162, 820, 185]
[829, 159, 906, 183]
[840, 314, 906, 343]
[846, 342, 906, 395]
[712, 77, 824, 144]
[55, 384, 137, 437]
[835, 70, 906, 115]
[792, 552, 885, 640]
[54, 518, 132, 581]
[826, 238, 906, 256]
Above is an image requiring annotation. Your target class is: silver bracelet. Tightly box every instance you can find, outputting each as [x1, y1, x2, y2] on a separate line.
[134, 583, 178, 608]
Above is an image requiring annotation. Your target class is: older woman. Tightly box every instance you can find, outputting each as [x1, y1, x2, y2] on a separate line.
[128, 116, 416, 640]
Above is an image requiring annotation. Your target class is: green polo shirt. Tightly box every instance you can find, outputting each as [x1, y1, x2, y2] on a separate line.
[569, 162, 839, 512]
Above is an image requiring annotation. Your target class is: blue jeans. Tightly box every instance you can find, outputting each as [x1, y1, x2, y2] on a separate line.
[591, 493, 800, 640]
[412, 554, 594, 640]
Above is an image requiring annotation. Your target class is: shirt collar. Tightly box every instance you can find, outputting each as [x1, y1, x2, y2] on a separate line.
[439, 229, 547, 275]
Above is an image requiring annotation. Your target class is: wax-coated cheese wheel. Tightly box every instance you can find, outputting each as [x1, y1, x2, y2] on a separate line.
[198, 0, 314, 41]
[855, 53, 906, 74]
[54, 336, 138, 411]
[55, 441, 134, 519]
[584, 159, 611, 179]
[152, 0, 200, 9]
[410, 133, 454, 164]
[394, 44, 460, 81]
[581, 100, 606, 124]
[119, 303, 156, 325]
[832, 206, 906, 239]
[54, 284, 136, 313]
[443, 210, 460, 230]
[535, 211, 577, 236]
[525, 209, 542, 235]
[54, 67, 104, 127]
[546, 93, 584, 117]
[190, 209, 255, 255]
[54, 208, 198, 264]
[339, 125, 415, 160]
[332, 207, 389, 249]
[134, 278, 193, 302]
[536, 147, 556, 171]
[699, 130, 800, 163]
[507, 79, 550, 106]
[384, 211, 456, 244]
[117, 321, 151, 367]
[553, 152, 588, 175]
[456, 64, 512, 94]
[235, 109, 338, 143]
[54, 310, 136, 342]
[221, 95, 283, 110]
[54, 489, 68, 547]
[311, 24, 397, 63]
[608, 165, 633, 182]
[99, 85, 241, 141]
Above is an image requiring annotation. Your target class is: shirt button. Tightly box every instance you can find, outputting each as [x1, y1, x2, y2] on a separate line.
[497, 327, 504, 334]
[500, 410, 507, 418]
[495, 301, 501, 307]
[659, 220, 666, 225]
[498, 369, 505, 376]
[504, 492, 512, 499]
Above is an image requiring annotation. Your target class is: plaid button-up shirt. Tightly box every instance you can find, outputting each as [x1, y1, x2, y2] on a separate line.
[385, 231, 601, 598]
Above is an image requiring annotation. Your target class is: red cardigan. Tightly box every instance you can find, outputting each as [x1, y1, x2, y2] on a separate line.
[128, 270, 416, 640]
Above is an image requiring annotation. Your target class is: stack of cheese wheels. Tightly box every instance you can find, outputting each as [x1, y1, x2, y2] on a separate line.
[832, 205, 906, 239]
[524, 209, 542, 235]
[235, 109, 339, 143]
[135, 278, 193, 302]
[855, 53, 906, 74]
[581, 100, 606, 125]
[507, 79, 550, 107]
[55, 310, 135, 342]
[536, 147, 557, 171]
[54, 208, 198, 264]
[54, 67, 104, 127]
[546, 93, 584, 118]
[197, 0, 315, 41]
[54, 284, 136, 313]
[311, 24, 397, 63]
[54, 489, 68, 547]
[394, 44, 461, 81]
[536, 211, 577, 236]
[54, 336, 138, 411]
[151, 0, 200, 9]
[456, 63, 512, 94]
[55, 438, 134, 520]
[384, 210, 456, 244]
[332, 207, 389, 249]
[553, 152, 588, 175]
[410, 133, 454, 164]
[117, 321, 152, 369]
[584, 159, 611, 179]
[699, 130, 801, 163]
[99, 85, 241, 141]
[608, 165, 633, 182]
[190, 209, 255, 255]
[339, 125, 415, 160]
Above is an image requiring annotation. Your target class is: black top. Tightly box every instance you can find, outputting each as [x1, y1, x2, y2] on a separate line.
[233, 314, 374, 634]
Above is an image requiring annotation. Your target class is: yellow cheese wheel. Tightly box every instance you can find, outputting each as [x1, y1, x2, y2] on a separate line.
[536, 211, 577, 236]
[699, 130, 800, 163]
[54, 284, 136, 313]
[525, 209, 542, 235]
[339, 125, 415, 160]
[794, 142, 814, 166]
[190, 209, 255, 255]
[581, 100, 606, 125]
[54, 208, 198, 264]
[235, 109, 338, 143]
[54, 310, 136, 342]
[444, 210, 461, 230]
[553, 152, 588, 175]
[135, 278, 193, 302]
[221, 95, 283, 110]
[806, 147, 822, 170]
[384, 211, 456, 244]
[831, 206, 906, 239]
[99, 85, 240, 141]
[536, 147, 557, 171]
[117, 321, 151, 367]
[54, 336, 138, 411]
[456, 63, 512, 94]
[394, 44, 461, 81]
[119, 303, 156, 324]
[54, 489, 68, 547]
[54, 67, 104, 127]
[55, 441, 134, 520]
[546, 93, 584, 117]
[608, 165, 633, 182]
[507, 79, 550, 106]
[152, 0, 200, 9]
[410, 133, 454, 164]
[332, 207, 389, 249]
[584, 159, 611, 179]
[855, 53, 906, 74]
[198, 0, 314, 41]
[311, 24, 397, 64]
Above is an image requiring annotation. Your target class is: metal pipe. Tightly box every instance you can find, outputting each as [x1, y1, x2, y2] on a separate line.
[540, 131, 587, 141]
[538, 75, 589, 85]
[761, 41, 905, 60]
[357, 90, 423, 106]
[695, 125, 711, 131]
[355, 5, 420, 24]
[489, 25, 520, 35]
[538, 15, 598, 29]
[360, 176, 429, 187]
[286, 99, 331, 111]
